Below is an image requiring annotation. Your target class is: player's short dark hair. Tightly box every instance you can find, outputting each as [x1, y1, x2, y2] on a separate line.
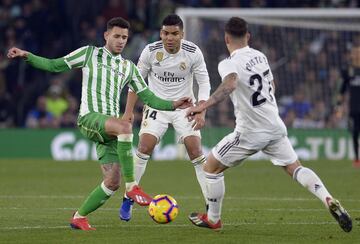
[162, 14, 183, 29]
[107, 17, 130, 30]
[225, 17, 248, 38]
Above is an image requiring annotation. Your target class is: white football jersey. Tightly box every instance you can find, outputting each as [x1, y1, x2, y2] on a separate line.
[136, 39, 210, 101]
[218, 46, 287, 135]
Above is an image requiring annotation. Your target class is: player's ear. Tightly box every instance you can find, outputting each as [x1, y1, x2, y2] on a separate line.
[246, 32, 250, 42]
[104, 30, 109, 42]
[224, 33, 230, 45]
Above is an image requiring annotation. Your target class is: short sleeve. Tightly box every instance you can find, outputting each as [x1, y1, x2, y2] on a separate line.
[218, 59, 238, 82]
[137, 46, 151, 79]
[128, 62, 148, 94]
[63, 46, 90, 69]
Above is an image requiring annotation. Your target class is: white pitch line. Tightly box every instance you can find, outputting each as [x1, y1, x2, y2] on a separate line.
[0, 222, 338, 231]
[1, 195, 360, 202]
[1, 207, 360, 213]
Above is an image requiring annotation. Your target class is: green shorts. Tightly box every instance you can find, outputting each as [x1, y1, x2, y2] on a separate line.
[77, 112, 119, 164]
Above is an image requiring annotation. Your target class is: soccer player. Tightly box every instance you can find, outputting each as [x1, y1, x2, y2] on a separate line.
[336, 44, 360, 168]
[7, 17, 192, 230]
[186, 17, 352, 232]
[119, 14, 211, 221]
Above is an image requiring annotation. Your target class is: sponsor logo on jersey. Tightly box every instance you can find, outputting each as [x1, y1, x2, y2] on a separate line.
[179, 62, 186, 71]
[96, 62, 124, 77]
[154, 72, 185, 83]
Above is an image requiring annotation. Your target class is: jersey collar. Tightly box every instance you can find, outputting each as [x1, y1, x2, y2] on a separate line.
[230, 46, 250, 57]
[103, 46, 122, 59]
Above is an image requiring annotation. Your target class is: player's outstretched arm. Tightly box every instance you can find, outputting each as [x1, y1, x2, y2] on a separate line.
[137, 88, 192, 111]
[173, 97, 193, 109]
[7, 46, 70, 73]
[186, 73, 237, 121]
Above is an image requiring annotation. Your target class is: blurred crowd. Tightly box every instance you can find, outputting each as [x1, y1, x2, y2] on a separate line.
[0, 0, 359, 129]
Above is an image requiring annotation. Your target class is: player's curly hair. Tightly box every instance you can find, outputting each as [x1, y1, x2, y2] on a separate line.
[162, 14, 183, 29]
[107, 17, 130, 30]
[225, 17, 248, 38]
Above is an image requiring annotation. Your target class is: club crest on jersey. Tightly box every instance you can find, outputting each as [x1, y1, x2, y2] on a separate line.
[179, 62, 186, 71]
[156, 52, 164, 62]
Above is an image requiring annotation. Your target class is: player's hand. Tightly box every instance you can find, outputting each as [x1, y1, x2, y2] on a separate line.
[186, 104, 205, 121]
[192, 111, 206, 130]
[173, 97, 193, 109]
[121, 111, 134, 123]
[7, 47, 29, 59]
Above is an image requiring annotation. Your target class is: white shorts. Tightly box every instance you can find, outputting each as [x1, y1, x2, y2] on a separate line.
[139, 105, 201, 143]
[212, 131, 298, 167]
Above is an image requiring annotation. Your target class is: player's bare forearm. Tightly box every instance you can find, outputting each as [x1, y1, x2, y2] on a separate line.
[203, 73, 237, 110]
[124, 90, 138, 113]
[192, 100, 207, 130]
[121, 91, 138, 123]
[186, 73, 237, 120]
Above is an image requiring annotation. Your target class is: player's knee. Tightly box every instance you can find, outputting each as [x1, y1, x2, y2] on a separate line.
[203, 153, 227, 174]
[137, 143, 154, 155]
[116, 120, 132, 135]
[187, 147, 202, 160]
[104, 178, 120, 191]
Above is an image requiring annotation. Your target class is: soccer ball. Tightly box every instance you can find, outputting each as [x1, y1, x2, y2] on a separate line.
[148, 194, 179, 224]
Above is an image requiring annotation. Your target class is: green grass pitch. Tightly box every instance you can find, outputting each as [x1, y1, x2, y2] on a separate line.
[0, 159, 359, 243]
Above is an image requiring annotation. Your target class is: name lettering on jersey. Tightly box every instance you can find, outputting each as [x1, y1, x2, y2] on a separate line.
[97, 62, 124, 78]
[153, 71, 185, 83]
[245, 56, 268, 71]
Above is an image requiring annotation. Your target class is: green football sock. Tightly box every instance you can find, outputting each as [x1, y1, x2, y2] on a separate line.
[78, 183, 113, 216]
[117, 134, 135, 183]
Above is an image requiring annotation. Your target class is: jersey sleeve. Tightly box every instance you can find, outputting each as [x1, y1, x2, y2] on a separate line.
[193, 48, 210, 101]
[218, 59, 238, 81]
[128, 62, 149, 94]
[263, 55, 274, 81]
[63, 46, 91, 69]
[26, 53, 70, 73]
[136, 46, 151, 79]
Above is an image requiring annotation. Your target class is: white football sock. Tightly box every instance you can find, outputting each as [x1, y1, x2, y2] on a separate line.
[293, 166, 332, 206]
[134, 150, 150, 184]
[206, 172, 225, 223]
[73, 211, 85, 219]
[125, 181, 137, 192]
[191, 155, 208, 205]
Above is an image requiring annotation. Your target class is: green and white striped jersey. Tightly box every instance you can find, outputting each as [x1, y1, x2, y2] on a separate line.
[63, 46, 148, 117]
